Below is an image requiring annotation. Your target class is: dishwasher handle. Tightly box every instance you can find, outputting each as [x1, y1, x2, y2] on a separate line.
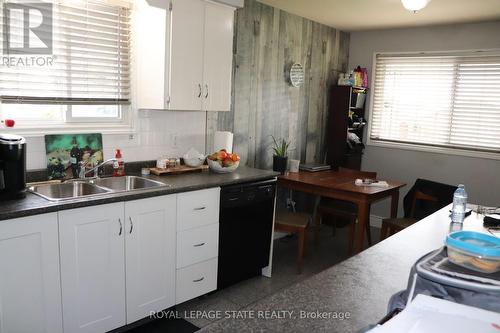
[221, 183, 276, 207]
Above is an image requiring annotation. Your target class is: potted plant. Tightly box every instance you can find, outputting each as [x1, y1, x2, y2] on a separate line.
[271, 136, 290, 174]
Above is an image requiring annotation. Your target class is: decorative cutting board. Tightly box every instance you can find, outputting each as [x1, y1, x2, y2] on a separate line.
[149, 165, 208, 176]
[45, 133, 103, 180]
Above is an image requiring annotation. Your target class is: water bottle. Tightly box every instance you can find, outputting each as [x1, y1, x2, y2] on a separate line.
[451, 184, 468, 223]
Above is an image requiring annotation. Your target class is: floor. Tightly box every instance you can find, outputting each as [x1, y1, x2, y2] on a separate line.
[176, 223, 382, 329]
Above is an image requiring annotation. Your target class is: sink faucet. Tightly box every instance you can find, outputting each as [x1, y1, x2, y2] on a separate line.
[79, 158, 118, 179]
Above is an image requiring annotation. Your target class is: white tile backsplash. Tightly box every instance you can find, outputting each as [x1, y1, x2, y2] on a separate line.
[25, 110, 207, 170]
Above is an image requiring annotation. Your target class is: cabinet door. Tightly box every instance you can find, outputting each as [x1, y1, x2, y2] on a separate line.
[169, 0, 205, 110]
[0, 213, 62, 333]
[133, 0, 170, 109]
[59, 203, 125, 333]
[202, 2, 234, 112]
[125, 195, 176, 323]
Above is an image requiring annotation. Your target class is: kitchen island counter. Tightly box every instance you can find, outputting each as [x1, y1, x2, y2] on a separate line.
[200, 205, 477, 333]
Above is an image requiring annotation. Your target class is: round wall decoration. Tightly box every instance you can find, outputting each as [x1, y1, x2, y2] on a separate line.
[289, 63, 304, 88]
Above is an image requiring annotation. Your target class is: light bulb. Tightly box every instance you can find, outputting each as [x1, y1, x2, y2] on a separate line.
[401, 0, 430, 12]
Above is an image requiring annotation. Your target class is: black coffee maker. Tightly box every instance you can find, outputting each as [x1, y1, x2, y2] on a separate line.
[0, 134, 26, 199]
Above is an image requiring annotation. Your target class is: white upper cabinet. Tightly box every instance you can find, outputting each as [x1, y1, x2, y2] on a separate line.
[0, 213, 63, 333]
[125, 195, 176, 323]
[132, 0, 171, 110]
[169, 0, 205, 111]
[59, 203, 126, 333]
[135, 0, 235, 111]
[202, 2, 234, 111]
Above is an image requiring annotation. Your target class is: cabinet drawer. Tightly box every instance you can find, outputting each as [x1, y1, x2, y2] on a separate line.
[176, 258, 217, 304]
[177, 223, 219, 268]
[177, 188, 220, 231]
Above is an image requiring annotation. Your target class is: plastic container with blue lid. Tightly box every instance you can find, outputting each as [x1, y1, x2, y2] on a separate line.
[445, 231, 500, 273]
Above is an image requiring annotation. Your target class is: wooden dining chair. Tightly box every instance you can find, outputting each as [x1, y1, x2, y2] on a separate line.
[275, 211, 311, 274]
[314, 167, 377, 254]
[380, 190, 438, 240]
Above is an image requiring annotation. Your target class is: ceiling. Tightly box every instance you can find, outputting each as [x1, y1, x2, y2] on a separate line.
[257, 0, 500, 31]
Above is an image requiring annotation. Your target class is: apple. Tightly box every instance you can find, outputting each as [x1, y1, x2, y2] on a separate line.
[222, 158, 234, 167]
[3, 119, 15, 127]
[217, 150, 228, 161]
[231, 153, 240, 162]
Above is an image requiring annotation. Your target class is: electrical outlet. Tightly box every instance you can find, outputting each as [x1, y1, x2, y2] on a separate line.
[286, 198, 296, 211]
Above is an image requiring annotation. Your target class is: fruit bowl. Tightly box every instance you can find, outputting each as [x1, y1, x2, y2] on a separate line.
[207, 150, 241, 173]
[208, 159, 239, 173]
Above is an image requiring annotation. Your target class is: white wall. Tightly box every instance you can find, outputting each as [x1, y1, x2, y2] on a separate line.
[348, 20, 500, 216]
[25, 111, 206, 170]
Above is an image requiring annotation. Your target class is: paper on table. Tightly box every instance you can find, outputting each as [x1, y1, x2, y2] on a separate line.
[369, 294, 500, 333]
[354, 179, 389, 187]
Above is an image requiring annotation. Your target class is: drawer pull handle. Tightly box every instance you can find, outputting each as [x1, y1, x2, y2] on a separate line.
[129, 217, 134, 234]
[193, 277, 204, 283]
[193, 242, 205, 247]
[118, 218, 123, 236]
[193, 206, 206, 211]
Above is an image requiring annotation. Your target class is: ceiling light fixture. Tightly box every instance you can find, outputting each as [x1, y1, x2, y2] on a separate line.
[401, 0, 431, 13]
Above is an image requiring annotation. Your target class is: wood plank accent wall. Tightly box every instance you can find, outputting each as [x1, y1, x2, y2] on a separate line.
[207, 0, 350, 169]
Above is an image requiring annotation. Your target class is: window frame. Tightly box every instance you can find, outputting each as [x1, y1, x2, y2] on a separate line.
[0, 0, 133, 134]
[366, 49, 500, 161]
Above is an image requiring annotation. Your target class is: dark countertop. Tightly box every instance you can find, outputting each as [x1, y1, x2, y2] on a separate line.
[200, 204, 473, 333]
[0, 166, 279, 221]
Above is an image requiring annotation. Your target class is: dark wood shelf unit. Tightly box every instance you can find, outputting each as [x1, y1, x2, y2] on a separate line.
[326, 85, 367, 170]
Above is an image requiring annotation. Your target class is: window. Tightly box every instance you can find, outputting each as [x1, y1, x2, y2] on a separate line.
[369, 51, 500, 155]
[0, 0, 131, 128]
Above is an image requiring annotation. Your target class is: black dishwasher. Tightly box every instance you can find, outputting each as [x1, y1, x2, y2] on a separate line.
[218, 179, 276, 290]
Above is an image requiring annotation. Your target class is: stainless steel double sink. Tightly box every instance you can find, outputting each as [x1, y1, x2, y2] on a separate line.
[29, 176, 169, 202]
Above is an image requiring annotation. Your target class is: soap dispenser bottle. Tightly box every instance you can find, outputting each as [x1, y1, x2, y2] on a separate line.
[113, 149, 125, 177]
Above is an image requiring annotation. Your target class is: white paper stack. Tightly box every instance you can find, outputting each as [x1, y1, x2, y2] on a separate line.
[369, 294, 500, 333]
[214, 131, 233, 153]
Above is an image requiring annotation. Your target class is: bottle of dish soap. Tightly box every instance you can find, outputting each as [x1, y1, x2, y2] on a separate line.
[113, 149, 125, 177]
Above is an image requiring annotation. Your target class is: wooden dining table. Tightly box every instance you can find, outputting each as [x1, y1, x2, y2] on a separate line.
[278, 170, 406, 253]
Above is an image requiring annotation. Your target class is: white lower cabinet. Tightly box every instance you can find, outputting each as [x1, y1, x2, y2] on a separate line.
[177, 223, 219, 268]
[125, 195, 176, 323]
[59, 203, 126, 333]
[59, 196, 177, 332]
[175, 188, 220, 305]
[176, 258, 218, 304]
[0, 213, 63, 333]
[0, 188, 221, 332]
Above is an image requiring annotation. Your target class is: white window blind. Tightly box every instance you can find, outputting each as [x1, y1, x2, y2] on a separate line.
[0, 0, 130, 105]
[370, 51, 500, 153]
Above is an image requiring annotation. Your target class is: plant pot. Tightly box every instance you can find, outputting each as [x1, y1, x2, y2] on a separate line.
[273, 155, 288, 174]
